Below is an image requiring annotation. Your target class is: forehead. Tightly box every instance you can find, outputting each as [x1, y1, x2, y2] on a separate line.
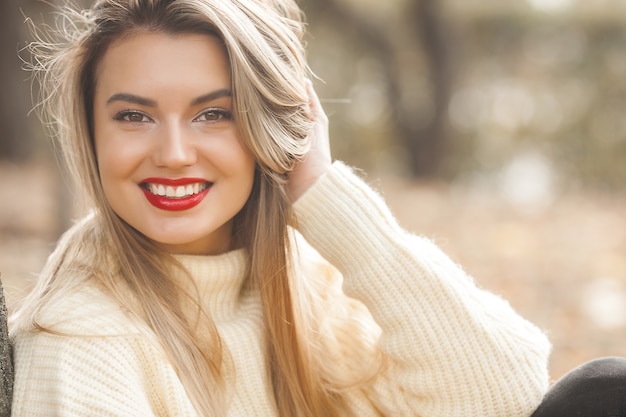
[95, 31, 231, 98]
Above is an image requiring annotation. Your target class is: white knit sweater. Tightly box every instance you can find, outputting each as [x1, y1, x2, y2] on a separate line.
[11, 162, 551, 416]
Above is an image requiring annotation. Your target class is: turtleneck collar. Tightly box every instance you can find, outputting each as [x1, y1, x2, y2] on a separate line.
[172, 249, 250, 320]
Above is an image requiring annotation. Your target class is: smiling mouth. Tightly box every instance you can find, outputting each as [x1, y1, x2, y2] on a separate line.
[142, 182, 212, 199]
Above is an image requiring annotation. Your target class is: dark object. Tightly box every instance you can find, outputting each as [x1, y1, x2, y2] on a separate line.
[532, 357, 626, 417]
[0, 282, 12, 417]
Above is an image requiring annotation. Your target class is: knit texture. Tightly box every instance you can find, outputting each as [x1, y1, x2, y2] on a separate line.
[11, 162, 551, 416]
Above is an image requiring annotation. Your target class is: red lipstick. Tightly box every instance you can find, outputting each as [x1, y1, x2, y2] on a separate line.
[140, 177, 212, 212]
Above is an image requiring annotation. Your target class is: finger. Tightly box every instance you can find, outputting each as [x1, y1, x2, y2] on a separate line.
[305, 79, 327, 122]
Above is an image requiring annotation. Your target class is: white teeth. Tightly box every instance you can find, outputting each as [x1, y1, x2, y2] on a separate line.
[146, 182, 209, 198]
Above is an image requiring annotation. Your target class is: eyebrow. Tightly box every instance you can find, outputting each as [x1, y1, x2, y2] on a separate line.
[106, 89, 233, 107]
[106, 93, 157, 107]
[190, 88, 232, 106]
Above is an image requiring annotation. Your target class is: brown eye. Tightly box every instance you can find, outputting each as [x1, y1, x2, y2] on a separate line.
[194, 109, 232, 123]
[126, 112, 145, 123]
[114, 111, 151, 123]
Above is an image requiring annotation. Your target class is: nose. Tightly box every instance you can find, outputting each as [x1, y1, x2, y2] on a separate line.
[153, 123, 197, 168]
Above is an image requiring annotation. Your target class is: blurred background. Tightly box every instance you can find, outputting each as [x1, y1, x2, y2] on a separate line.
[1, 0, 625, 382]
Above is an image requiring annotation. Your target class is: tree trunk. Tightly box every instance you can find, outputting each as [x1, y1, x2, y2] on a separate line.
[304, 0, 453, 177]
[0, 0, 34, 161]
[401, 0, 453, 177]
[0, 281, 13, 417]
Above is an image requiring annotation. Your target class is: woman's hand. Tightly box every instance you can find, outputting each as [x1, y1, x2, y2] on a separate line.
[286, 80, 332, 202]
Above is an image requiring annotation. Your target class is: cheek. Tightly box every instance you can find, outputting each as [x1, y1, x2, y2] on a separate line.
[93, 109, 144, 179]
[95, 130, 146, 180]
[94, 140, 148, 216]
[235, 148, 257, 189]
[94, 120, 118, 181]
[225, 145, 257, 205]
[95, 139, 124, 190]
[209, 136, 256, 181]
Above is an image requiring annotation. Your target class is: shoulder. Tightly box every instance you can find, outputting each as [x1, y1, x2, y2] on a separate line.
[291, 230, 343, 297]
[291, 232, 383, 379]
[19, 282, 145, 338]
[291, 229, 374, 321]
[10, 284, 172, 414]
[11, 315, 177, 417]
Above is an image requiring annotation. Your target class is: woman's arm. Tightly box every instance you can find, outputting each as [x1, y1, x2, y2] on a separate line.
[293, 162, 551, 416]
[289, 83, 551, 416]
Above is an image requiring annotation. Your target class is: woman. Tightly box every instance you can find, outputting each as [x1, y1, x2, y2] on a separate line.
[10, 0, 552, 415]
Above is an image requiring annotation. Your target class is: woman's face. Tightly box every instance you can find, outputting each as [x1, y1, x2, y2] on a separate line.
[93, 31, 255, 255]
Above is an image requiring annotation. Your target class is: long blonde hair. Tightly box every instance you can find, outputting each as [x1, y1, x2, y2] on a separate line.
[12, 0, 378, 416]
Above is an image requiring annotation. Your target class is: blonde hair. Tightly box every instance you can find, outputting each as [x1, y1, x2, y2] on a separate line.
[12, 0, 381, 416]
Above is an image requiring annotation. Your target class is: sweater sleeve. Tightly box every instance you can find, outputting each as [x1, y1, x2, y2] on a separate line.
[11, 330, 195, 417]
[293, 162, 551, 417]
